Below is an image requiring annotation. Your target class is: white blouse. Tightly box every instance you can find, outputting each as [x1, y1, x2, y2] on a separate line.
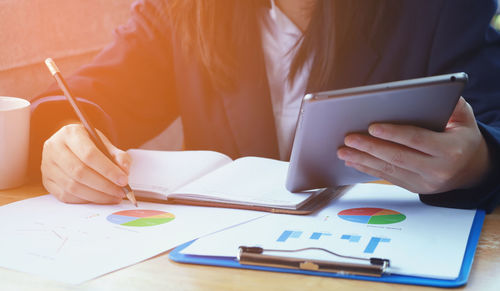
[260, 0, 313, 160]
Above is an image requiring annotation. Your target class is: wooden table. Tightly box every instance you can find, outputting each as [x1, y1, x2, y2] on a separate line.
[1, 184, 499, 291]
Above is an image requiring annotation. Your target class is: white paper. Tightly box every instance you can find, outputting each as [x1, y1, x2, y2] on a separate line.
[181, 183, 476, 280]
[127, 149, 233, 195]
[0, 195, 265, 284]
[172, 157, 313, 207]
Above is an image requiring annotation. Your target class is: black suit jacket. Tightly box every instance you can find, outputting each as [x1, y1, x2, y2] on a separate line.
[31, 0, 500, 212]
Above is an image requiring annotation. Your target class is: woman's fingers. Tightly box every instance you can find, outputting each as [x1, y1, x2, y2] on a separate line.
[55, 142, 125, 198]
[45, 161, 123, 204]
[97, 130, 132, 174]
[340, 134, 431, 175]
[338, 99, 491, 194]
[64, 125, 129, 187]
[367, 123, 443, 156]
[43, 178, 88, 204]
[41, 124, 129, 205]
[344, 161, 423, 193]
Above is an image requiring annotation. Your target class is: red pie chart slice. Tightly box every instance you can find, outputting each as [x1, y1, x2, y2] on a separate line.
[338, 208, 406, 225]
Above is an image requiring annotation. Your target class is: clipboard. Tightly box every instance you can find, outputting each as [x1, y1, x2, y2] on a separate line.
[169, 209, 485, 288]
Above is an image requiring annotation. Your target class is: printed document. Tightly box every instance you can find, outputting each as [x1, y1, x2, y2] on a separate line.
[181, 183, 477, 280]
[0, 195, 265, 284]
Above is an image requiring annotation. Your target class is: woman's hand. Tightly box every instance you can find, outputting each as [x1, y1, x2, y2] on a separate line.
[41, 124, 132, 204]
[337, 97, 491, 194]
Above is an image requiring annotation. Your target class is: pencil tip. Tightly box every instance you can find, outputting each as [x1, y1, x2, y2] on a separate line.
[126, 190, 138, 208]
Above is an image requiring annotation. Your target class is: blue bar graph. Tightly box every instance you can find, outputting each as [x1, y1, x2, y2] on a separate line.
[341, 234, 361, 243]
[364, 237, 391, 253]
[310, 232, 332, 240]
[277, 230, 303, 242]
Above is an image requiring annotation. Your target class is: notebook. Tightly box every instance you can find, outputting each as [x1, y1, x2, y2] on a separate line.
[127, 149, 342, 214]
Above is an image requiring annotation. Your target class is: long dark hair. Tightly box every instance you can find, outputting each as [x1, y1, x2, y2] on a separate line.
[163, 0, 371, 92]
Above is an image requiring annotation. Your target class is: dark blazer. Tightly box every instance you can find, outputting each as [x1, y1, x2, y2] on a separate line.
[31, 0, 500, 212]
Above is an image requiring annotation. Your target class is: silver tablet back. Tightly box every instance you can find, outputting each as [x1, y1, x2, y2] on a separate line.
[285, 73, 467, 192]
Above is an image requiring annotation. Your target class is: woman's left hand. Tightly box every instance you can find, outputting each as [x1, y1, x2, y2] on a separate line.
[337, 97, 491, 194]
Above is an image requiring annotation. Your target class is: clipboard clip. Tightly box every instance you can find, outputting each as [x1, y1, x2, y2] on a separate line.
[237, 246, 390, 277]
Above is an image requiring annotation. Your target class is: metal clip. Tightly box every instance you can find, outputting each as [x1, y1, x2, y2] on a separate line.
[238, 246, 390, 277]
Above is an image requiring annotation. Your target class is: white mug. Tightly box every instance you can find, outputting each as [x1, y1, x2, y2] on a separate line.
[0, 97, 30, 189]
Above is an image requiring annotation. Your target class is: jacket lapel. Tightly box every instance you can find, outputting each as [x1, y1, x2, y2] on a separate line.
[217, 38, 280, 159]
[329, 3, 382, 90]
[331, 37, 380, 89]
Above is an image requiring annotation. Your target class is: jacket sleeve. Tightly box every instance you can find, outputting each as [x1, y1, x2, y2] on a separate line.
[29, 0, 179, 178]
[420, 0, 500, 213]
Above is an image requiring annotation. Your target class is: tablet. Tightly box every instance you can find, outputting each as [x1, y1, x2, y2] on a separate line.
[285, 72, 468, 192]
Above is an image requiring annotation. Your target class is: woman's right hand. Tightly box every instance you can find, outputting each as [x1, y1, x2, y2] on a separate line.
[41, 124, 132, 204]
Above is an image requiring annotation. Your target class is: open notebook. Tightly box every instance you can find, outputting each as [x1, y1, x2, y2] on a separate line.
[127, 149, 343, 214]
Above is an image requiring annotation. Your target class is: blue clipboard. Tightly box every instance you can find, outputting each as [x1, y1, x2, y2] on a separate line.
[169, 210, 485, 288]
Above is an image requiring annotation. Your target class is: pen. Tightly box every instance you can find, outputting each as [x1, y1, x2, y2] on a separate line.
[44, 58, 138, 207]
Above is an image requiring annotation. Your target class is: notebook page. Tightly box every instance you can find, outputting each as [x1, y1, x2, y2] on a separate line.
[170, 157, 312, 207]
[127, 149, 233, 198]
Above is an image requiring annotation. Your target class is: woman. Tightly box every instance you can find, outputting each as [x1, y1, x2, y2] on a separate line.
[31, 0, 500, 211]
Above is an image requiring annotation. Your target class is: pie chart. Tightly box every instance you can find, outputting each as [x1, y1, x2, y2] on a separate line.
[107, 209, 175, 227]
[337, 207, 406, 225]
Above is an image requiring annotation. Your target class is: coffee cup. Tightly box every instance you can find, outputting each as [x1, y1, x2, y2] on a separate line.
[0, 96, 30, 189]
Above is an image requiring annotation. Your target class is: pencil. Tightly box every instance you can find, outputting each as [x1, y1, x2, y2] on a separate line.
[44, 58, 138, 207]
